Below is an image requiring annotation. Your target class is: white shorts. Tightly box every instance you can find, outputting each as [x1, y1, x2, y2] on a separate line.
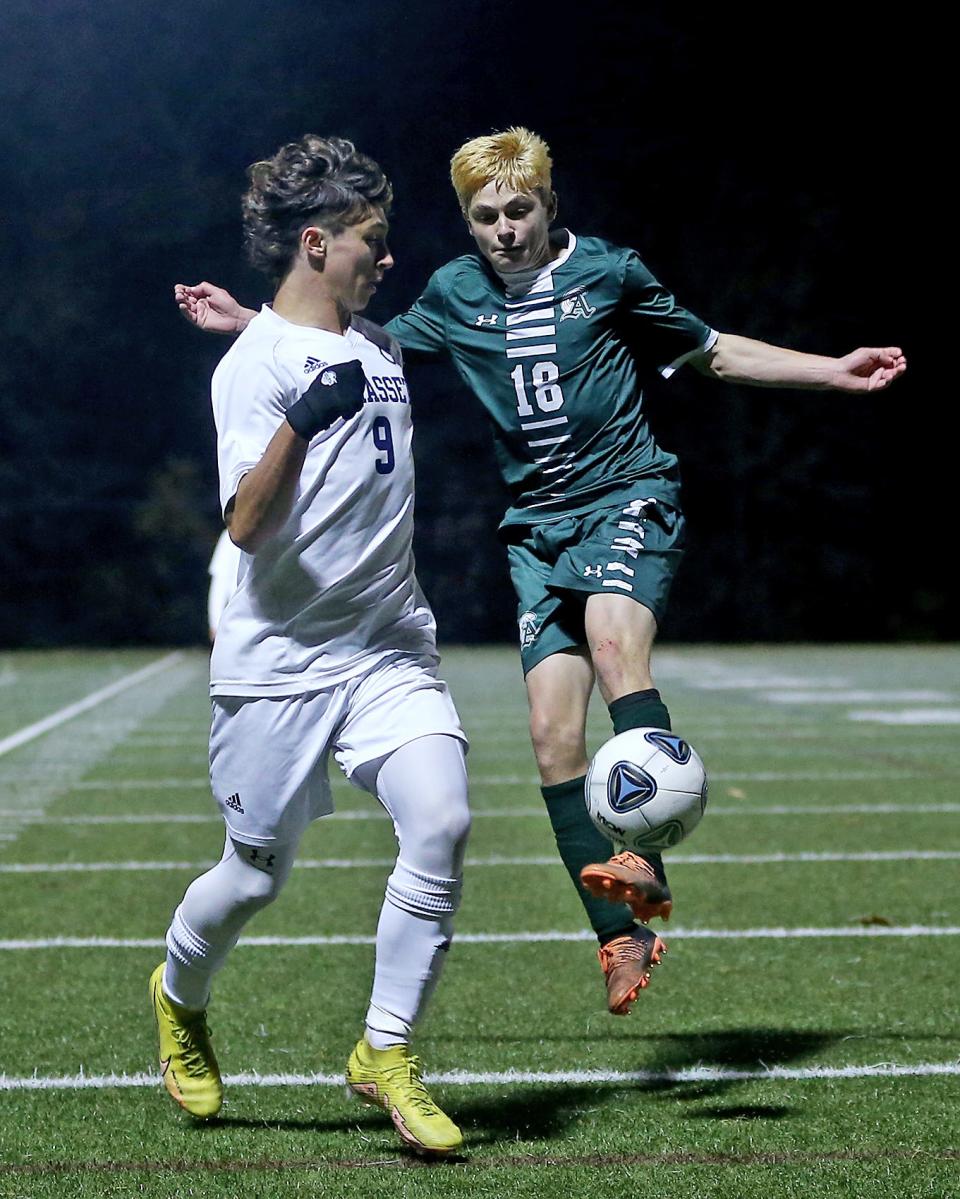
[209, 653, 466, 846]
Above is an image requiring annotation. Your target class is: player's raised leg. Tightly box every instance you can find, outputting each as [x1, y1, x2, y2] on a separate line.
[527, 648, 641, 932]
[345, 733, 470, 1155]
[524, 650, 663, 1010]
[579, 592, 674, 922]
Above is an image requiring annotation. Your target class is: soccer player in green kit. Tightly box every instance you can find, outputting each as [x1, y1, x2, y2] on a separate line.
[176, 127, 907, 1016]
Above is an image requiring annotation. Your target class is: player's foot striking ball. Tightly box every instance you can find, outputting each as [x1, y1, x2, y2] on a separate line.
[598, 926, 667, 1016]
[346, 1037, 463, 1155]
[149, 963, 223, 1118]
[581, 850, 674, 923]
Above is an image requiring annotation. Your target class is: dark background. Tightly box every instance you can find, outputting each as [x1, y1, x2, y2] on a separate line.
[0, 2, 942, 647]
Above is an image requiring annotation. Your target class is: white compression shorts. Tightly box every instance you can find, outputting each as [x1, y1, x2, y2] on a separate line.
[209, 652, 466, 846]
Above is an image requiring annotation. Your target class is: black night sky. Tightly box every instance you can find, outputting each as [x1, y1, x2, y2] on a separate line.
[0, 2, 942, 646]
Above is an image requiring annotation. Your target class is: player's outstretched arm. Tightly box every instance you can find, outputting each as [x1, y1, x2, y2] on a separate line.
[697, 334, 907, 393]
[174, 282, 258, 336]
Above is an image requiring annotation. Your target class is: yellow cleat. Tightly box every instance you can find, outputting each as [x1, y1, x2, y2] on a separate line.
[149, 963, 223, 1119]
[345, 1037, 463, 1155]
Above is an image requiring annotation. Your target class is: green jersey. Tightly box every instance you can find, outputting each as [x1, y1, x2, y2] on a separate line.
[386, 231, 715, 528]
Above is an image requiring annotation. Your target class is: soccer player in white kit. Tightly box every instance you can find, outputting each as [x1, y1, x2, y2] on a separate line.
[149, 135, 470, 1156]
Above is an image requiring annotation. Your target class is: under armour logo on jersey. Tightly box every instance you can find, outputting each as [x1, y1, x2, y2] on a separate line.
[475, 314, 500, 326]
[303, 356, 327, 375]
[559, 291, 596, 321]
[225, 793, 244, 813]
[583, 565, 603, 578]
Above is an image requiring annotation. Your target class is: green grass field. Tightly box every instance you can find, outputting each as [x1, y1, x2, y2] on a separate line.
[0, 645, 958, 1198]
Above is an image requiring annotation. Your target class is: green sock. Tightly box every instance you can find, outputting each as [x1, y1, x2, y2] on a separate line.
[608, 688, 671, 735]
[541, 776, 636, 942]
[607, 689, 671, 886]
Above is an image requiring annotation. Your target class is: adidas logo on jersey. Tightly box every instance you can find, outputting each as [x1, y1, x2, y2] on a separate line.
[225, 793, 244, 813]
[304, 356, 327, 375]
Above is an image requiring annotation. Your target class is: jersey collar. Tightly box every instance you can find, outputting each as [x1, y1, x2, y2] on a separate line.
[492, 229, 578, 298]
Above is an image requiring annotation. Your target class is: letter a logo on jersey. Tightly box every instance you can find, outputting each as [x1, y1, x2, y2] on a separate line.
[559, 292, 596, 321]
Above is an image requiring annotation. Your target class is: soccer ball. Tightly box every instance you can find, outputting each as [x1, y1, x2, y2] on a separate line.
[585, 727, 708, 852]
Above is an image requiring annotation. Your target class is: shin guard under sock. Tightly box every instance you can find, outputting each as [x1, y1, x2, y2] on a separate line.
[542, 776, 636, 942]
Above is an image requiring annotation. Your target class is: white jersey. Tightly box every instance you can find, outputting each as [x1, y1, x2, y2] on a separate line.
[209, 305, 436, 697]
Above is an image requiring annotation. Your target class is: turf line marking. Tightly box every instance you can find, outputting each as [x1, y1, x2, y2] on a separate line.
[4, 802, 960, 827]
[61, 769, 943, 790]
[4, 850, 959, 874]
[848, 708, 960, 725]
[0, 654, 184, 759]
[2, 1061, 959, 1092]
[763, 690, 955, 704]
[3, 925, 958, 951]
[4, 1149, 959, 1174]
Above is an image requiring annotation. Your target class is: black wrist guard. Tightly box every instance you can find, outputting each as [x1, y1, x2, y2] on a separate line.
[286, 359, 367, 440]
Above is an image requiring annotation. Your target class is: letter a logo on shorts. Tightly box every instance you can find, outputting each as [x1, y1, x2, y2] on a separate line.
[518, 611, 542, 649]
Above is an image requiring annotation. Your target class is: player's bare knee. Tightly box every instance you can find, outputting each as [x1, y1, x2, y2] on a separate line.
[529, 710, 586, 778]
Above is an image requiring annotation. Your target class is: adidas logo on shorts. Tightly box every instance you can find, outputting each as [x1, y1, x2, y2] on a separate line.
[225, 793, 244, 813]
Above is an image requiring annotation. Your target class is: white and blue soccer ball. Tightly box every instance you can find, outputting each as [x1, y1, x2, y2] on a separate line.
[585, 727, 708, 852]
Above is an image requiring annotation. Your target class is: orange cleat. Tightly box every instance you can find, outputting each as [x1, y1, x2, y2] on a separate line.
[598, 926, 667, 1015]
[580, 850, 673, 923]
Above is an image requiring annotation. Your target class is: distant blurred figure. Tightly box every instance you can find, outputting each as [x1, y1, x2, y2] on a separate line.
[206, 528, 241, 642]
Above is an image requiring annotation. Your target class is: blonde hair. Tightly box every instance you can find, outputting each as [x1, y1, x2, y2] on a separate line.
[450, 127, 553, 212]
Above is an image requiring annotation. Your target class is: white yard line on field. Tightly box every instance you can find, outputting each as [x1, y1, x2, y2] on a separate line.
[0, 655, 207, 858]
[763, 691, 955, 704]
[691, 676, 851, 690]
[3, 850, 958, 875]
[59, 768, 946, 792]
[3, 801, 959, 827]
[1, 1060, 958, 1092]
[848, 709, 960, 725]
[1, 925, 958, 951]
[0, 654, 184, 759]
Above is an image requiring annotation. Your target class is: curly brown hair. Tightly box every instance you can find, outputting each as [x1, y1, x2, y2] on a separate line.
[242, 135, 393, 283]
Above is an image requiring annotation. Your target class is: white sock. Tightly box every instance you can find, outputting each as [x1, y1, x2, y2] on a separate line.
[359, 736, 470, 1047]
[365, 902, 454, 1049]
[163, 834, 293, 1010]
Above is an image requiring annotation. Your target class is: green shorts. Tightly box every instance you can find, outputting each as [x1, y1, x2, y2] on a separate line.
[504, 496, 686, 675]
